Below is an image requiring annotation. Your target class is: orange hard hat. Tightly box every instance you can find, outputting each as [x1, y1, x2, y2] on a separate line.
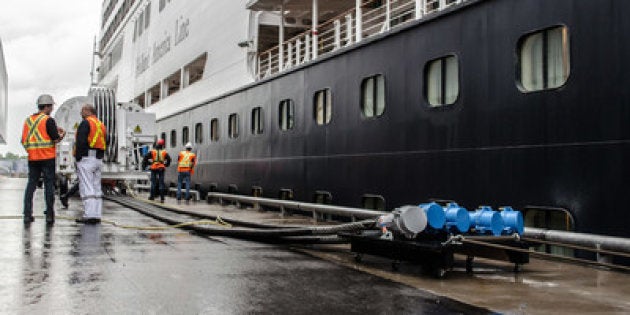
[157, 139, 165, 146]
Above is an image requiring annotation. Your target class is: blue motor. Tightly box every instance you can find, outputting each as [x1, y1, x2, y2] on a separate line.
[419, 202, 446, 230]
[443, 203, 471, 233]
[500, 206, 524, 235]
[140, 145, 149, 157]
[469, 206, 504, 236]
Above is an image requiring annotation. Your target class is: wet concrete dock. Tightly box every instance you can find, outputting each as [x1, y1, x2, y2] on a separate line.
[0, 177, 486, 314]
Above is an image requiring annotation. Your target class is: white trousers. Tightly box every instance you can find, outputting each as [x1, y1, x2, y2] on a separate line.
[77, 156, 103, 219]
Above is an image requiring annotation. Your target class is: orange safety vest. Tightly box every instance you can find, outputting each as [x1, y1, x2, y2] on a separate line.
[150, 149, 168, 170]
[21, 113, 55, 161]
[177, 151, 196, 173]
[86, 115, 106, 150]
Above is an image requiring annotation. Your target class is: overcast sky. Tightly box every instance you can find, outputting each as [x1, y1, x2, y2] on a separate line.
[0, 0, 101, 155]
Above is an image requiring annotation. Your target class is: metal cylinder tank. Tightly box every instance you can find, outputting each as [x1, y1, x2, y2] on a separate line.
[88, 87, 117, 162]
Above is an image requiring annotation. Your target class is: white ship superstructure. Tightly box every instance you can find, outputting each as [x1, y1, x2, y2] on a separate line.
[97, 0, 462, 120]
[97, 0, 254, 119]
[0, 38, 7, 144]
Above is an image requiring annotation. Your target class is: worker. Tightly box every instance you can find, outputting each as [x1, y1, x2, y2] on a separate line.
[142, 139, 171, 203]
[22, 94, 66, 224]
[75, 105, 106, 224]
[176, 142, 197, 204]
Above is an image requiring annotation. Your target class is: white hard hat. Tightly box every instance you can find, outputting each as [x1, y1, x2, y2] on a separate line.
[185, 142, 193, 149]
[37, 94, 55, 106]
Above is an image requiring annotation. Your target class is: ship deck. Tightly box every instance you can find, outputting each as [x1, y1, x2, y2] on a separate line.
[2, 177, 629, 314]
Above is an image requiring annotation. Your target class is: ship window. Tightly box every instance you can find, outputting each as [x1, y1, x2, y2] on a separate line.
[182, 126, 189, 145]
[144, 2, 151, 29]
[251, 107, 264, 135]
[195, 123, 203, 144]
[160, 132, 166, 146]
[361, 74, 386, 118]
[279, 99, 295, 131]
[135, 93, 145, 108]
[523, 206, 575, 256]
[425, 55, 459, 107]
[210, 118, 219, 142]
[518, 26, 570, 92]
[228, 113, 239, 139]
[149, 83, 161, 105]
[159, 0, 166, 12]
[137, 12, 144, 37]
[164, 70, 182, 97]
[314, 89, 332, 125]
[314, 191, 333, 204]
[184, 53, 207, 87]
[362, 194, 386, 211]
[170, 129, 177, 147]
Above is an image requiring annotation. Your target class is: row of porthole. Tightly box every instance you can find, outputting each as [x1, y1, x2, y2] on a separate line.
[161, 25, 570, 147]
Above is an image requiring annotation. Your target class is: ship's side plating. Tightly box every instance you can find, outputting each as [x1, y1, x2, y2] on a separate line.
[158, 0, 630, 239]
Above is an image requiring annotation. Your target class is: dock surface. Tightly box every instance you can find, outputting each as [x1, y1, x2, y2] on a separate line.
[2, 177, 630, 314]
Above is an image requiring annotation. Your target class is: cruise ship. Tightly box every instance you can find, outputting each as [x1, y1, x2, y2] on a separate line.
[0, 37, 7, 145]
[96, 0, 630, 258]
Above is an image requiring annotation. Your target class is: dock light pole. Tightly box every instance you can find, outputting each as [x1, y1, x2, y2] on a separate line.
[279, 2, 285, 71]
[356, 0, 362, 42]
[312, 0, 318, 59]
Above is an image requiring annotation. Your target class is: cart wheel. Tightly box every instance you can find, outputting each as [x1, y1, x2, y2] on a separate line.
[353, 254, 362, 263]
[391, 261, 400, 271]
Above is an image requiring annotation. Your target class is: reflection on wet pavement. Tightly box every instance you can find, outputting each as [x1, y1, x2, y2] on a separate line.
[0, 177, 487, 314]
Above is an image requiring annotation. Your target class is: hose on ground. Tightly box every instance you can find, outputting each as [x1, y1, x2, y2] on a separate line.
[106, 196, 375, 243]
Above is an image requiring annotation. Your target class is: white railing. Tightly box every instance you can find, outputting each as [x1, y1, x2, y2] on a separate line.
[257, 0, 465, 80]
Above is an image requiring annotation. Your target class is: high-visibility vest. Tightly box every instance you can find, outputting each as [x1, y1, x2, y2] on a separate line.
[86, 115, 106, 150]
[21, 113, 55, 161]
[150, 149, 167, 170]
[177, 151, 196, 173]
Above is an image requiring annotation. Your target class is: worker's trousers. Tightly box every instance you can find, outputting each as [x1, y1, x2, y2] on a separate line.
[77, 155, 103, 219]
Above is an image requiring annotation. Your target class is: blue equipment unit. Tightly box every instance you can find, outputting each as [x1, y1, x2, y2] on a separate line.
[443, 203, 471, 233]
[419, 202, 446, 230]
[500, 206, 524, 235]
[469, 206, 504, 236]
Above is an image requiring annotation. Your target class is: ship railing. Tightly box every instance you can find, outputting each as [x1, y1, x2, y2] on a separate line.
[256, 0, 466, 80]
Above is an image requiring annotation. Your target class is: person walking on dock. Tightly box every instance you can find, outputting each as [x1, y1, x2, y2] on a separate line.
[176, 142, 196, 204]
[22, 94, 65, 224]
[74, 105, 106, 224]
[142, 139, 171, 203]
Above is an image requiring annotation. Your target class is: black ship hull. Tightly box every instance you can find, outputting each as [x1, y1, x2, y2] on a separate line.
[157, 0, 630, 240]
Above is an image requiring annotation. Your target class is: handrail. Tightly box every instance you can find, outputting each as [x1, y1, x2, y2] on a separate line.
[208, 192, 387, 220]
[257, 0, 467, 79]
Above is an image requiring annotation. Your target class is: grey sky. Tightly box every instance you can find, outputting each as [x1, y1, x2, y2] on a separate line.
[0, 0, 101, 155]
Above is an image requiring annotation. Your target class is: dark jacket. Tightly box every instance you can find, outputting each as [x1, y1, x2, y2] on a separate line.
[75, 119, 105, 162]
[141, 145, 171, 170]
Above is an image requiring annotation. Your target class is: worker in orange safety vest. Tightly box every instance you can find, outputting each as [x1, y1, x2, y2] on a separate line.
[176, 142, 197, 203]
[74, 105, 106, 224]
[142, 138, 171, 202]
[22, 94, 66, 225]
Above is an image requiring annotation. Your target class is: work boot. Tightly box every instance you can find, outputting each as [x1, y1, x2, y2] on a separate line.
[60, 194, 69, 208]
[23, 214, 34, 224]
[148, 196, 155, 201]
[45, 210, 55, 225]
[160, 197, 165, 204]
[76, 217, 101, 224]
[177, 198, 181, 204]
